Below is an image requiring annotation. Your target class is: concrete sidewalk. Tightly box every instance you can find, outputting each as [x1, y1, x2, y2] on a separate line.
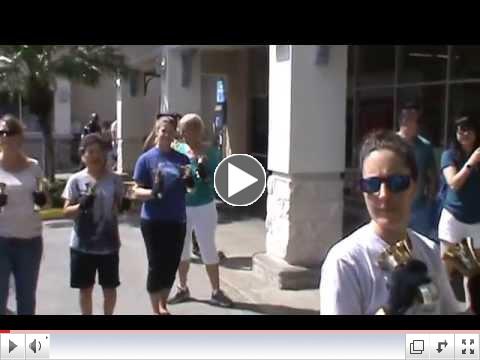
[7, 205, 319, 315]
[215, 205, 319, 315]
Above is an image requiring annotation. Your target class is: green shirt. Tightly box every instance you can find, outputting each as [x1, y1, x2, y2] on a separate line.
[177, 143, 222, 207]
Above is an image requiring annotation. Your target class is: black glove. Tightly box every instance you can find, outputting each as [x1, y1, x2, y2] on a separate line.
[387, 259, 431, 315]
[152, 169, 165, 199]
[0, 194, 7, 208]
[119, 198, 131, 213]
[467, 274, 480, 314]
[182, 166, 195, 189]
[196, 161, 209, 181]
[33, 192, 47, 207]
[78, 194, 95, 211]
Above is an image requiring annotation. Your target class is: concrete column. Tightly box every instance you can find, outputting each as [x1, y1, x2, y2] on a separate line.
[253, 45, 348, 289]
[117, 75, 146, 174]
[160, 47, 201, 116]
[54, 78, 71, 135]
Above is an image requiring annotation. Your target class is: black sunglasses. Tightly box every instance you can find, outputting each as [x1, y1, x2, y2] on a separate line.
[359, 175, 411, 194]
[457, 125, 474, 133]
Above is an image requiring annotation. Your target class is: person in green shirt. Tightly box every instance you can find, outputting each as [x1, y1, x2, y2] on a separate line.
[168, 114, 233, 308]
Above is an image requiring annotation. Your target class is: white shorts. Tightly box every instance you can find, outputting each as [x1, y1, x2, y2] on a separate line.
[181, 201, 219, 265]
[438, 209, 480, 244]
[438, 209, 480, 309]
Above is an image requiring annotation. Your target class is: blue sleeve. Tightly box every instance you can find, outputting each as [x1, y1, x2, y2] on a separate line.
[440, 150, 456, 171]
[133, 155, 151, 188]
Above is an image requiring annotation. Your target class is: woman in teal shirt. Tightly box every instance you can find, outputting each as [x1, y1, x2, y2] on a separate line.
[169, 114, 233, 308]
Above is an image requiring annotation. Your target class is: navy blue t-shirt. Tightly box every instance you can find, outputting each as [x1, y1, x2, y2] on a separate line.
[441, 149, 480, 224]
[133, 148, 190, 222]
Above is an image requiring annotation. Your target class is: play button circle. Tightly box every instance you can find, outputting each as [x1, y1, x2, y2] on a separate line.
[214, 154, 266, 207]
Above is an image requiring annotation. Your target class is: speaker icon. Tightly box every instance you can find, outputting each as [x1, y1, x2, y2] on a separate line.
[29, 339, 41, 354]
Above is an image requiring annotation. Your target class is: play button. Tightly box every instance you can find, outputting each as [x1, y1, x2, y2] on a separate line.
[9, 340, 17, 353]
[215, 154, 266, 207]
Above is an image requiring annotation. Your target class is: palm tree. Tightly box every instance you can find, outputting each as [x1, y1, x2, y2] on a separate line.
[0, 45, 131, 181]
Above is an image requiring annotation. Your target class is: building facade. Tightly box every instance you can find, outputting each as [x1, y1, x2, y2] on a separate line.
[3, 45, 476, 289]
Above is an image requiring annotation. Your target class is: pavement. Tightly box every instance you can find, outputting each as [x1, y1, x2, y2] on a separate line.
[7, 201, 320, 315]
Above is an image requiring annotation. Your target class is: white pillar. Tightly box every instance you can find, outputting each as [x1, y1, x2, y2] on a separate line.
[254, 45, 348, 289]
[161, 47, 201, 115]
[54, 78, 71, 135]
[117, 74, 146, 174]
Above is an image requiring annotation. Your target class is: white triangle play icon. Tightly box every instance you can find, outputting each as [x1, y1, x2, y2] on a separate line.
[228, 163, 258, 198]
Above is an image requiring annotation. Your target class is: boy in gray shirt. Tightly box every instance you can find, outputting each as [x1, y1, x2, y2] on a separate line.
[63, 134, 130, 315]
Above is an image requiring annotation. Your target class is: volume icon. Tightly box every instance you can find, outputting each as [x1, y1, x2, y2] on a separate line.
[29, 339, 41, 353]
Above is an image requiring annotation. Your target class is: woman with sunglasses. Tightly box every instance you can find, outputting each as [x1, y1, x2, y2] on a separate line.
[0, 114, 49, 315]
[438, 115, 480, 313]
[320, 130, 461, 315]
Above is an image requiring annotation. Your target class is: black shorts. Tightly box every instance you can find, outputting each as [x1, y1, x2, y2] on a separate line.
[140, 219, 186, 293]
[70, 249, 120, 289]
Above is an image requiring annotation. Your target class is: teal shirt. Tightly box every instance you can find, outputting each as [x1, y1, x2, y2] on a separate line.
[441, 148, 480, 224]
[177, 143, 222, 207]
[412, 136, 436, 210]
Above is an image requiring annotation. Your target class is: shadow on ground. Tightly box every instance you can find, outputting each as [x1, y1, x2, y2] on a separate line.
[44, 220, 73, 229]
[220, 257, 252, 271]
[188, 298, 318, 315]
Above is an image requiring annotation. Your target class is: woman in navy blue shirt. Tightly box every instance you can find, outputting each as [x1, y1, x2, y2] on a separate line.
[439, 115, 480, 312]
[133, 116, 193, 315]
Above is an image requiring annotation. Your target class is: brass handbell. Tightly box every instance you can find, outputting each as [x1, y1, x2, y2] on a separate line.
[378, 239, 412, 272]
[443, 237, 480, 278]
[379, 239, 439, 308]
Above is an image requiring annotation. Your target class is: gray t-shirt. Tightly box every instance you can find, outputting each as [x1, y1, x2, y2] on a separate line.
[62, 169, 124, 254]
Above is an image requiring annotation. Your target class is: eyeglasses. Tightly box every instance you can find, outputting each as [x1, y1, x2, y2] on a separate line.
[359, 175, 411, 194]
[0, 130, 18, 137]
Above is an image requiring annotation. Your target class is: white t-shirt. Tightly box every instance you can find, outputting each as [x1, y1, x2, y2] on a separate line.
[320, 223, 464, 315]
[0, 159, 43, 239]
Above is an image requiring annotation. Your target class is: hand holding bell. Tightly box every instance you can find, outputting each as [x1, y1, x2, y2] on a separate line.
[196, 156, 209, 181]
[33, 178, 48, 208]
[152, 168, 165, 199]
[181, 165, 195, 191]
[379, 238, 439, 313]
[79, 183, 96, 211]
[387, 259, 437, 315]
[442, 238, 480, 278]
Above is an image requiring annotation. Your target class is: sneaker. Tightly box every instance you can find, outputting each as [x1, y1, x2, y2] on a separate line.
[168, 287, 191, 305]
[210, 289, 234, 308]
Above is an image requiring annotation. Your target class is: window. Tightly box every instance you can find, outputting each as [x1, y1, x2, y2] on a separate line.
[357, 88, 394, 147]
[347, 45, 480, 167]
[398, 45, 448, 83]
[357, 46, 395, 87]
[397, 85, 446, 147]
[451, 46, 480, 79]
[448, 83, 480, 143]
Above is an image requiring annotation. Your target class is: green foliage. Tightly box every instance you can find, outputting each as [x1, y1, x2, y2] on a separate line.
[48, 179, 67, 208]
